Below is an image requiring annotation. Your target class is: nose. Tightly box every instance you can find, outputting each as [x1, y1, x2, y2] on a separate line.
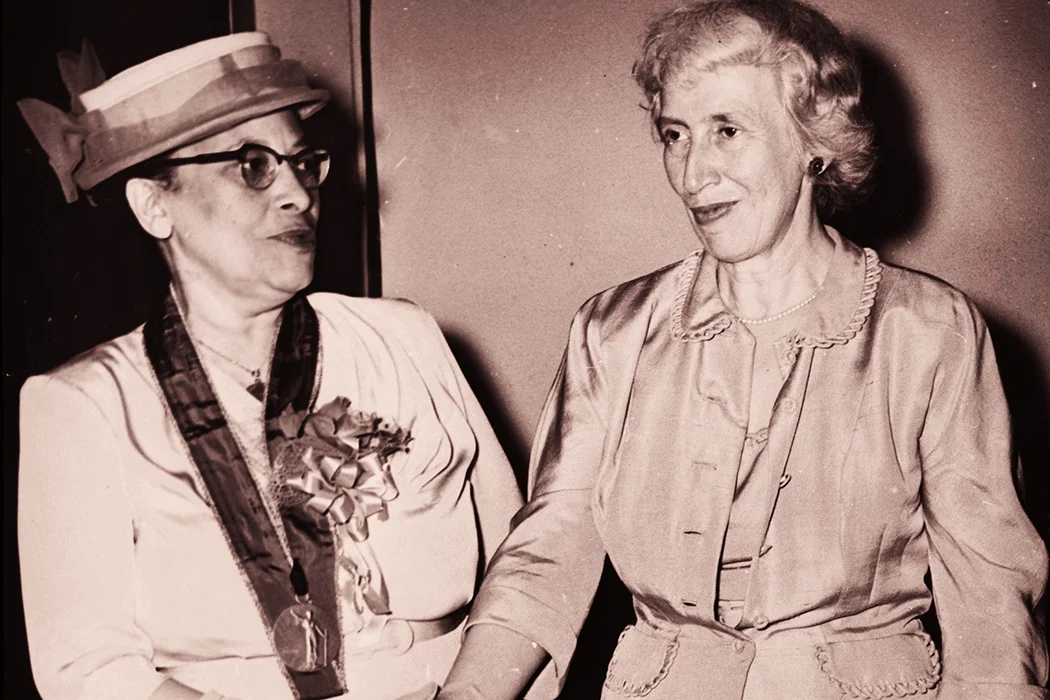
[270, 161, 314, 213]
[681, 141, 720, 196]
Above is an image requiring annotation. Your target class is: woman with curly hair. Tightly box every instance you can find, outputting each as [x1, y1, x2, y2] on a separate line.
[413, 1, 1048, 698]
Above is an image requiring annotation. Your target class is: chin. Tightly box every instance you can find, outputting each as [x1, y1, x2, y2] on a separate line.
[692, 228, 746, 262]
[696, 238, 765, 265]
[275, 264, 315, 297]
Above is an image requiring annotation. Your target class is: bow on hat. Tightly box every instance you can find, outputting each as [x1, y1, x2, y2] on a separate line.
[17, 39, 107, 203]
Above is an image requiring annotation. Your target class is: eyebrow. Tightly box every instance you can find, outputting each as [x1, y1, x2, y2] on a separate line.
[222, 136, 311, 153]
[656, 112, 740, 129]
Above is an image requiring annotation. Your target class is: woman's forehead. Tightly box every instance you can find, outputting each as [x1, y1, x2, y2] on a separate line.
[174, 110, 306, 157]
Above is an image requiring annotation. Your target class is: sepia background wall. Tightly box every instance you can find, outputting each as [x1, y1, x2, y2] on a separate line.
[367, 0, 1050, 493]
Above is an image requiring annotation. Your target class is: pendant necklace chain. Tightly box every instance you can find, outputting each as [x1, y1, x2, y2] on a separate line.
[196, 337, 267, 401]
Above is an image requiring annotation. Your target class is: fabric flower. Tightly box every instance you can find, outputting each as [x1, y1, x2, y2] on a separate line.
[270, 397, 411, 540]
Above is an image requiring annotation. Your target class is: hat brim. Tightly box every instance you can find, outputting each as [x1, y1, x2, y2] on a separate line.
[80, 87, 329, 191]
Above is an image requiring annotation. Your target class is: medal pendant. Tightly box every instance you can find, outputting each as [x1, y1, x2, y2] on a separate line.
[272, 602, 340, 672]
[246, 377, 266, 402]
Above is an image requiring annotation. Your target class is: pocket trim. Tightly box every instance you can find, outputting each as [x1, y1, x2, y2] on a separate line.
[815, 632, 941, 698]
[603, 624, 680, 697]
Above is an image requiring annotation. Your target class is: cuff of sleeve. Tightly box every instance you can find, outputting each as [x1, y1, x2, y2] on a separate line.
[936, 680, 1048, 700]
[467, 585, 578, 685]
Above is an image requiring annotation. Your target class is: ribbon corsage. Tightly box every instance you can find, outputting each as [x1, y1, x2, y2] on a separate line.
[270, 397, 412, 638]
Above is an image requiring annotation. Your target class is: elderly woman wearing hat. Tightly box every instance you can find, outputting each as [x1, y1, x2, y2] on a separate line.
[17, 33, 522, 700]
[423, 1, 1048, 699]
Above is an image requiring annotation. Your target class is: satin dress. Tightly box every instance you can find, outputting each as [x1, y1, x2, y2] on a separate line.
[19, 294, 523, 700]
[468, 231, 1047, 700]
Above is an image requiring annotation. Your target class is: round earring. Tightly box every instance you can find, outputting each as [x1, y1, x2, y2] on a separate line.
[809, 157, 826, 176]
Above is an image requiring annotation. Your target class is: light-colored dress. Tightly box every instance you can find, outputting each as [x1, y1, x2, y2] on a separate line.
[19, 294, 523, 700]
[467, 231, 1048, 700]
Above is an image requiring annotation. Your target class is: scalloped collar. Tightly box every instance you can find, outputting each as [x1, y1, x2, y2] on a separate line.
[670, 228, 882, 347]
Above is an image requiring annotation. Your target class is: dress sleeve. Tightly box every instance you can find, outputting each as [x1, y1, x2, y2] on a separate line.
[466, 300, 609, 693]
[19, 375, 167, 700]
[918, 302, 1049, 700]
[425, 311, 524, 567]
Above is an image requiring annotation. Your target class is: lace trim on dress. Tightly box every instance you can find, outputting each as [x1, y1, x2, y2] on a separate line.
[670, 252, 733, 342]
[780, 248, 881, 365]
[815, 632, 941, 698]
[670, 246, 882, 349]
[794, 247, 882, 349]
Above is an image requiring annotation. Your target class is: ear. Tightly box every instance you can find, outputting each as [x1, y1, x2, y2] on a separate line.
[125, 178, 174, 240]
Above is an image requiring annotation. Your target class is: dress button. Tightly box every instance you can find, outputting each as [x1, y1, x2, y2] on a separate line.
[778, 473, 791, 488]
[732, 640, 746, 653]
[780, 397, 798, 413]
[753, 615, 770, 630]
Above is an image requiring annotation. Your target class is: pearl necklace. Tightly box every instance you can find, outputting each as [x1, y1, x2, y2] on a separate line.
[735, 290, 819, 325]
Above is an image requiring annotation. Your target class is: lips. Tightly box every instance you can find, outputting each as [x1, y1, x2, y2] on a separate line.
[690, 201, 737, 226]
[273, 227, 317, 251]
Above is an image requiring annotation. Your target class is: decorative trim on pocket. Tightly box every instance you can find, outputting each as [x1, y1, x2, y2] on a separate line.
[815, 632, 941, 698]
[603, 624, 680, 697]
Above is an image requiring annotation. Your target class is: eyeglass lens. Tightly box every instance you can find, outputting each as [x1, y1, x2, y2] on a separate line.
[240, 147, 330, 190]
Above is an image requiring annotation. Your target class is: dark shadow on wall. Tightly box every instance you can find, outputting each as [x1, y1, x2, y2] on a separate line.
[303, 85, 369, 299]
[557, 560, 635, 699]
[829, 40, 931, 250]
[986, 317, 1050, 545]
[445, 332, 531, 484]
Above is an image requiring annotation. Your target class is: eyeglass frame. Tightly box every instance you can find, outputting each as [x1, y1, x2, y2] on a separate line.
[150, 143, 332, 190]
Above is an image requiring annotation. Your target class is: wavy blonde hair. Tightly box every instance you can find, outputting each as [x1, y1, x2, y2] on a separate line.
[633, 0, 875, 214]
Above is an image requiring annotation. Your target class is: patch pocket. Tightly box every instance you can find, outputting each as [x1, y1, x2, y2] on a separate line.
[602, 624, 680, 697]
[816, 631, 941, 697]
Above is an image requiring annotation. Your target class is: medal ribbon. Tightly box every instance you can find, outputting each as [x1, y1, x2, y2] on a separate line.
[144, 291, 344, 699]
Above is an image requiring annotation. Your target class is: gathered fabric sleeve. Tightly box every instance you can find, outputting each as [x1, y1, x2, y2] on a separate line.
[422, 309, 524, 567]
[918, 301, 1049, 700]
[466, 299, 609, 691]
[19, 375, 167, 700]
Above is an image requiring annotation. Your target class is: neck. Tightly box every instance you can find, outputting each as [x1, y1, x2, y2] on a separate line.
[172, 276, 286, 371]
[717, 211, 834, 322]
